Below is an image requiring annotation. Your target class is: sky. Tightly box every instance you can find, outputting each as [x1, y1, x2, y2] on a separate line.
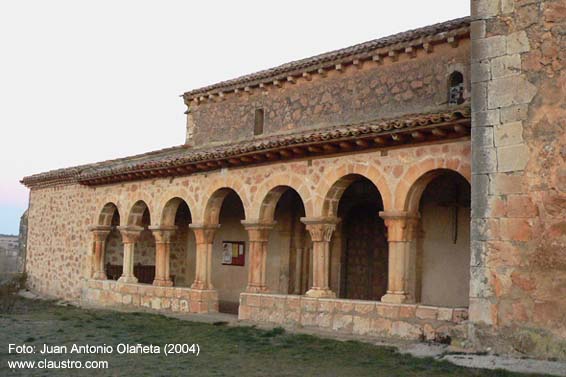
[0, 0, 469, 235]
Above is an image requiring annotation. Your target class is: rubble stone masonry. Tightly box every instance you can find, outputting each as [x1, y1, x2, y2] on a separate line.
[189, 42, 470, 146]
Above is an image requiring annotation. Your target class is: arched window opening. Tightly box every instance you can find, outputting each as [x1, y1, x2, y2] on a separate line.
[448, 71, 464, 105]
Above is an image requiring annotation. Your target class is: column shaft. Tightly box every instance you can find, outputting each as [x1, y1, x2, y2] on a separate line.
[117, 226, 143, 284]
[190, 224, 219, 290]
[301, 217, 340, 298]
[379, 211, 419, 304]
[90, 226, 110, 280]
[150, 227, 176, 287]
[242, 222, 274, 293]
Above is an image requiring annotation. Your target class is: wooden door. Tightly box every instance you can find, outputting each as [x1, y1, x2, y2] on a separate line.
[343, 205, 388, 301]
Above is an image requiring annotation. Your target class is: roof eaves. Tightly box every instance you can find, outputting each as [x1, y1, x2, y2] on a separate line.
[182, 16, 470, 100]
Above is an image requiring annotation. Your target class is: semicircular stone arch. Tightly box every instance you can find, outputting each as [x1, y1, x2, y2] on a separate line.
[395, 157, 471, 213]
[250, 173, 314, 221]
[315, 163, 393, 217]
[155, 188, 196, 227]
[158, 197, 194, 227]
[97, 202, 120, 226]
[201, 187, 247, 225]
[126, 200, 153, 227]
[93, 193, 126, 227]
[196, 177, 249, 224]
[123, 192, 157, 224]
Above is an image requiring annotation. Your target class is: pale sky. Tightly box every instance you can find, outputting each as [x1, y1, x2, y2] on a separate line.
[0, 0, 469, 235]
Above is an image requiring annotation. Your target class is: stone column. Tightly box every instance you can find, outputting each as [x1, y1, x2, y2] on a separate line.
[149, 226, 176, 287]
[189, 224, 219, 290]
[379, 211, 419, 304]
[117, 226, 143, 284]
[241, 221, 275, 293]
[89, 225, 111, 280]
[300, 217, 340, 298]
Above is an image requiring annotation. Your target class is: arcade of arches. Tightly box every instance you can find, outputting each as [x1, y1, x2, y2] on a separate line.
[89, 167, 471, 316]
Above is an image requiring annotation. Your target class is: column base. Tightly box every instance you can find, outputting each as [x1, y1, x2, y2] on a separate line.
[191, 281, 213, 290]
[92, 272, 107, 280]
[153, 279, 174, 287]
[246, 285, 268, 293]
[381, 292, 411, 304]
[305, 288, 336, 298]
[118, 275, 138, 284]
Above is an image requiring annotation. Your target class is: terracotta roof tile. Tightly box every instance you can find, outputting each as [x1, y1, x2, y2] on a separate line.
[21, 106, 470, 187]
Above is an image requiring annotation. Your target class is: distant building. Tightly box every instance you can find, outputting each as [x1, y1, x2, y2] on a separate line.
[0, 234, 20, 276]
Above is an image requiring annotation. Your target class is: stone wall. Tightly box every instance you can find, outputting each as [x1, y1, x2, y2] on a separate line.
[239, 293, 468, 342]
[26, 184, 94, 300]
[82, 279, 218, 313]
[419, 173, 471, 308]
[470, 0, 566, 359]
[189, 42, 470, 146]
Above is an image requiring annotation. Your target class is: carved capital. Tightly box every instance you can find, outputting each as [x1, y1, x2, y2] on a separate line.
[117, 226, 144, 244]
[379, 211, 420, 242]
[89, 225, 111, 242]
[189, 223, 220, 244]
[300, 217, 340, 242]
[241, 220, 275, 242]
[149, 226, 177, 244]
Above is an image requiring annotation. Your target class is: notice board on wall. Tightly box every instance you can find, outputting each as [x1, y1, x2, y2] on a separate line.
[221, 241, 245, 266]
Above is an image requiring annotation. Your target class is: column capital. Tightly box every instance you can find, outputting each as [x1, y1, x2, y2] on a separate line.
[148, 226, 177, 244]
[300, 217, 340, 242]
[117, 226, 144, 243]
[241, 220, 276, 242]
[379, 211, 420, 242]
[189, 223, 220, 244]
[89, 225, 111, 241]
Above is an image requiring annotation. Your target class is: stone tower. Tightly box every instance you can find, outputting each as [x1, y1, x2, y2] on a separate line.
[470, 0, 566, 358]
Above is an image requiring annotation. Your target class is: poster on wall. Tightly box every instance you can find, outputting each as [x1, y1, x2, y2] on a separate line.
[221, 241, 245, 266]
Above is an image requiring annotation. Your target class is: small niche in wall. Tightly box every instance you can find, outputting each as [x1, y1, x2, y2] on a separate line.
[254, 108, 264, 135]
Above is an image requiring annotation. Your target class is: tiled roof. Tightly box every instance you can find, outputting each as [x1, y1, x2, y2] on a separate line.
[21, 17, 472, 188]
[183, 17, 470, 100]
[22, 106, 471, 188]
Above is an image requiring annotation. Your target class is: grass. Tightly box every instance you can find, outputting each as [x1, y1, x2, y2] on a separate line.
[0, 297, 543, 377]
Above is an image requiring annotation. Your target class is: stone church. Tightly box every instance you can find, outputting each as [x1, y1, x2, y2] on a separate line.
[21, 1, 565, 359]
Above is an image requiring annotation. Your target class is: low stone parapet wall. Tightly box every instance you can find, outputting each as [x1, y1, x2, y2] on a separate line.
[82, 279, 218, 313]
[239, 293, 468, 342]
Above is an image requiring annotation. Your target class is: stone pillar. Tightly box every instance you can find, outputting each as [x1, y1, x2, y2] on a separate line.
[149, 226, 176, 287]
[117, 226, 143, 284]
[189, 224, 219, 290]
[89, 225, 111, 280]
[242, 221, 275, 293]
[300, 217, 340, 298]
[379, 211, 419, 304]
